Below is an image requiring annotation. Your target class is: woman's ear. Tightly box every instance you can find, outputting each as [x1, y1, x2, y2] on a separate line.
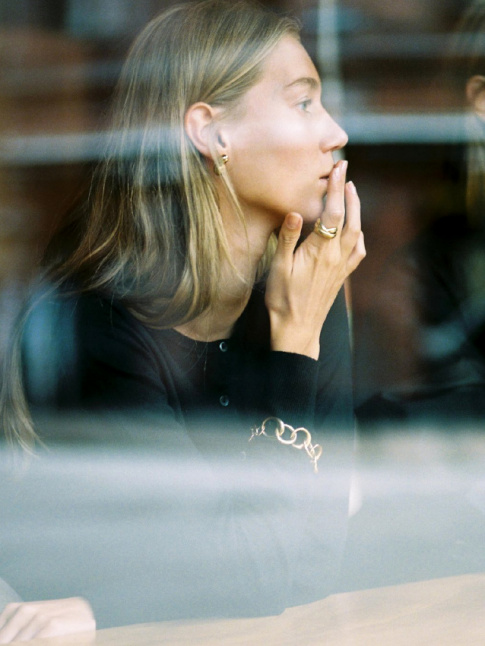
[466, 75, 485, 119]
[184, 102, 226, 159]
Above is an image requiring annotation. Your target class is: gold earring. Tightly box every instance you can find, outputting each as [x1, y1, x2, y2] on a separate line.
[214, 153, 229, 175]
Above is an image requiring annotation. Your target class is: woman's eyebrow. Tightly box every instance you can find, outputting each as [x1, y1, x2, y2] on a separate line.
[284, 76, 321, 92]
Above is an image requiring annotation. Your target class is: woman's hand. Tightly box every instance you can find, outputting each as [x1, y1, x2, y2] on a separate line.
[265, 160, 365, 360]
[0, 597, 95, 643]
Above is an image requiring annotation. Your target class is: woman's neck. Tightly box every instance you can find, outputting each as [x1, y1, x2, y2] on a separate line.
[175, 199, 275, 342]
[174, 288, 250, 342]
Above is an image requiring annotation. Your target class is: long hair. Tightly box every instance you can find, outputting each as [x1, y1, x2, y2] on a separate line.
[45, 0, 299, 325]
[1, 0, 300, 450]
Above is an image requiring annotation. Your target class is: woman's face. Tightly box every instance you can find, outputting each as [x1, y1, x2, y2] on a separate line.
[222, 36, 348, 226]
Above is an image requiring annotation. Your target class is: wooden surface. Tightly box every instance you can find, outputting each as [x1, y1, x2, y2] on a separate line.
[12, 573, 485, 645]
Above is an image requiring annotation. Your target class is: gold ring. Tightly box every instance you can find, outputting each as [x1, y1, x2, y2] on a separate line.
[313, 218, 338, 239]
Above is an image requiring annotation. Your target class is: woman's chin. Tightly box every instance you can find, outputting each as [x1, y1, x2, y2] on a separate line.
[300, 204, 326, 224]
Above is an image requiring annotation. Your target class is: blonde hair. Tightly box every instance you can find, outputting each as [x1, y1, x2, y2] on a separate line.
[1, 0, 300, 449]
[46, 0, 299, 325]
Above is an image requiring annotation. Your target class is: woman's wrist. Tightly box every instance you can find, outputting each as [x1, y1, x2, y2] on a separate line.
[269, 319, 320, 360]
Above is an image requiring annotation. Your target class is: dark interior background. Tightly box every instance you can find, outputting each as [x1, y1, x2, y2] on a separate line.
[0, 0, 473, 417]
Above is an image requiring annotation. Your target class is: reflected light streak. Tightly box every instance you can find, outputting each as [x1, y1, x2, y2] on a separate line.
[0, 113, 472, 166]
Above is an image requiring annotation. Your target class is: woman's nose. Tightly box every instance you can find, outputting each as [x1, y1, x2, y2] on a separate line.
[333, 120, 349, 150]
[321, 114, 348, 152]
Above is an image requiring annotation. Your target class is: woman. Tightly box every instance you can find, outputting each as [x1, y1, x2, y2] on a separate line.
[0, 0, 364, 639]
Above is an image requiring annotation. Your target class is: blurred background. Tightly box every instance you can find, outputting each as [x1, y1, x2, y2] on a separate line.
[1, 0, 484, 425]
[0, 0, 484, 628]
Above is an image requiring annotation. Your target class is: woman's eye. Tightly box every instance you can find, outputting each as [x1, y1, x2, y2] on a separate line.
[298, 100, 312, 112]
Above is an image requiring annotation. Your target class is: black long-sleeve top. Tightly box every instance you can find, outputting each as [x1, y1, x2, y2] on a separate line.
[19, 283, 355, 626]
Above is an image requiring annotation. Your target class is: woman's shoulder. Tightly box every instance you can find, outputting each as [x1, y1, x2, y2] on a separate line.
[21, 284, 158, 406]
[23, 284, 141, 339]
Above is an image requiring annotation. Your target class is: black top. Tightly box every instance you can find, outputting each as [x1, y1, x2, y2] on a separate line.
[23, 283, 353, 438]
[19, 283, 355, 625]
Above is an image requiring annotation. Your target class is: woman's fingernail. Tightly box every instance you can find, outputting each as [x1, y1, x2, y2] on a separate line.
[286, 213, 301, 229]
[347, 181, 357, 194]
[333, 165, 341, 180]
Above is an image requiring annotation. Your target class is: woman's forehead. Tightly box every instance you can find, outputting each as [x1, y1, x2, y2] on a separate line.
[257, 36, 320, 93]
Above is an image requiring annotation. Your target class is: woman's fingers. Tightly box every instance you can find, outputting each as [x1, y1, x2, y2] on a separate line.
[310, 162, 363, 268]
[0, 598, 95, 644]
[0, 604, 16, 630]
[0, 604, 36, 643]
[321, 160, 347, 235]
[306, 160, 347, 256]
[272, 212, 303, 270]
[341, 180, 361, 246]
[323, 159, 347, 233]
[347, 231, 366, 273]
[341, 179, 366, 271]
